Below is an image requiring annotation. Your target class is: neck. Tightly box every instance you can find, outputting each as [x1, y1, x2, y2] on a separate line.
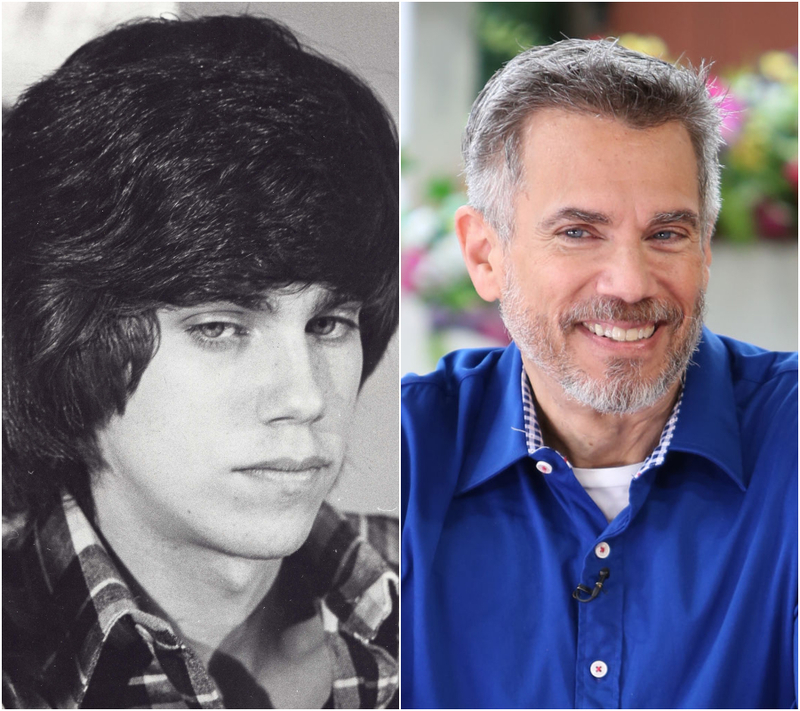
[91, 490, 283, 658]
[90, 486, 334, 708]
[523, 357, 681, 468]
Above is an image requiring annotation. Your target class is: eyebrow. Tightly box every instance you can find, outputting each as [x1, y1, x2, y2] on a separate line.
[253, 287, 360, 314]
[648, 210, 700, 231]
[538, 208, 613, 231]
[538, 207, 700, 232]
[311, 288, 361, 312]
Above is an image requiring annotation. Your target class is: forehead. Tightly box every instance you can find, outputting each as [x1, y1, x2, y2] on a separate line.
[517, 109, 700, 221]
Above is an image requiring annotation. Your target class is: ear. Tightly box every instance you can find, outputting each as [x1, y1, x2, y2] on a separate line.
[702, 230, 713, 288]
[455, 205, 504, 303]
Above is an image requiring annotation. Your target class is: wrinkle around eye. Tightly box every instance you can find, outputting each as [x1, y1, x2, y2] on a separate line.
[647, 231, 696, 250]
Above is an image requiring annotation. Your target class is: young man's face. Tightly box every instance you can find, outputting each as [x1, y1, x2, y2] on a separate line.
[93, 285, 363, 560]
[495, 109, 711, 413]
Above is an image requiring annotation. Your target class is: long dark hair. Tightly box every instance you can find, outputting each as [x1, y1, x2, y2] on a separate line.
[3, 14, 398, 516]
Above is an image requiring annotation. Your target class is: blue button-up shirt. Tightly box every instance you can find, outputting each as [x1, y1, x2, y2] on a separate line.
[401, 328, 797, 709]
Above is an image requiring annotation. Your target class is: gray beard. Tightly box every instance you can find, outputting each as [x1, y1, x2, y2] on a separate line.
[500, 271, 705, 415]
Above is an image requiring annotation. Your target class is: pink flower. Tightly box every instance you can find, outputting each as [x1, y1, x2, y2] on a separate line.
[401, 247, 426, 292]
[783, 159, 798, 192]
[707, 77, 746, 143]
[755, 199, 792, 239]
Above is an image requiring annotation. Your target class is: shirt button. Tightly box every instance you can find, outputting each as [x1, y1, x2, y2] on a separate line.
[590, 660, 608, 678]
[536, 461, 553, 474]
[594, 541, 610, 559]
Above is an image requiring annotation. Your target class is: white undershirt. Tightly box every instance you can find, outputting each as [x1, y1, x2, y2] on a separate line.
[572, 462, 643, 523]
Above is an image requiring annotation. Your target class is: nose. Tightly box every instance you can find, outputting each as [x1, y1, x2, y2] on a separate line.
[594, 239, 658, 304]
[254, 335, 326, 425]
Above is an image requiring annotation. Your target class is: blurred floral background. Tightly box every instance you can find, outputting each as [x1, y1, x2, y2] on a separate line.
[401, 2, 798, 374]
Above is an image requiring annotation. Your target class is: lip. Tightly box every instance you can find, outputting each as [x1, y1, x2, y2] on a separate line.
[580, 321, 666, 349]
[233, 456, 332, 474]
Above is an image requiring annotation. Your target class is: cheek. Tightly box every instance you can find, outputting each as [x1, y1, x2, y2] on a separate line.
[131, 356, 220, 426]
[324, 345, 363, 409]
[521, 261, 589, 317]
[666, 260, 709, 307]
[102, 354, 226, 467]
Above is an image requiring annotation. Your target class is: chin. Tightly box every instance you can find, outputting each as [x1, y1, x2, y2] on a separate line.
[198, 500, 325, 561]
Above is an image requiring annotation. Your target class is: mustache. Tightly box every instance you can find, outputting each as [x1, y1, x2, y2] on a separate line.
[559, 297, 685, 330]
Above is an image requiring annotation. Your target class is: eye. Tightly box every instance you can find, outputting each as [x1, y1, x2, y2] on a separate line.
[651, 230, 680, 241]
[561, 227, 592, 240]
[187, 321, 248, 349]
[650, 230, 690, 245]
[307, 315, 359, 339]
[196, 323, 229, 339]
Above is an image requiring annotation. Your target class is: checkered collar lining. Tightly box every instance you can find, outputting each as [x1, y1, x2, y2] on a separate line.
[521, 368, 683, 478]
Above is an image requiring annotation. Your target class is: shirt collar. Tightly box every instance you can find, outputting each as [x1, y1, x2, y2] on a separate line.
[291, 502, 398, 643]
[456, 344, 531, 495]
[22, 495, 396, 707]
[456, 328, 745, 495]
[522, 369, 683, 479]
[669, 327, 745, 490]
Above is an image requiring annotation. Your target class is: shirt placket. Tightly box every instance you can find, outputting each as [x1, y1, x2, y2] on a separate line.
[574, 533, 625, 709]
[521, 370, 680, 709]
[533, 451, 627, 709]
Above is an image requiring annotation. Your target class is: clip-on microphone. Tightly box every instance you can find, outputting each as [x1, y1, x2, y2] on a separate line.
[572, 568, 610, 603]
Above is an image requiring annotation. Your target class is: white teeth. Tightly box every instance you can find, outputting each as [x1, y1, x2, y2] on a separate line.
[584, 323, 656, 342]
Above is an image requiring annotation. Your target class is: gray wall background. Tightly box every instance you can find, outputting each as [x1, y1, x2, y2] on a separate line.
[3, 1, 399, 516]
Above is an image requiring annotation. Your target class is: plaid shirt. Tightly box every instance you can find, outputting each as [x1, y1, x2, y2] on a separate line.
[520, 369, 683, 477]
[3, 496, 398, 709]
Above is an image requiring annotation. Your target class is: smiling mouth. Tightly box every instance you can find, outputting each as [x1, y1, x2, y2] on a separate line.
[583, 322, 658, 342]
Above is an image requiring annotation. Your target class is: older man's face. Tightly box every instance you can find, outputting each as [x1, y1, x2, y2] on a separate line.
[498, 109, 710, 414]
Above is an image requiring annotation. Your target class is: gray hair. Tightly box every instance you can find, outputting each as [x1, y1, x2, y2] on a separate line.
[462, 38, 724, 242]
